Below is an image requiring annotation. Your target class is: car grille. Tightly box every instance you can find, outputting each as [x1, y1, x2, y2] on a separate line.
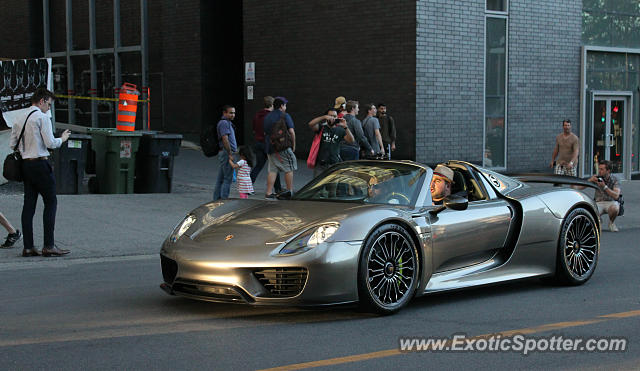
[172, 279, 251, 303]
[254, 267, 308, 297]
[161, 255, 178, 284]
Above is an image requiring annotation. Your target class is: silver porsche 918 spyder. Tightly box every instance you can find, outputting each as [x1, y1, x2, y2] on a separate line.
[160, 160, 600, 314]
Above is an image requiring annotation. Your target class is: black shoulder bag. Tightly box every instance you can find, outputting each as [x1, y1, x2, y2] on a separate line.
[3, 110, 38, 182]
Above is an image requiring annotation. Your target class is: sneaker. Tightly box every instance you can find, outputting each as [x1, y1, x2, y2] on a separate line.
[265, 193, 277, 200]
[609, 222, 619, 232]
[276, 190, 292, 200]
[1, 230, 21, 248]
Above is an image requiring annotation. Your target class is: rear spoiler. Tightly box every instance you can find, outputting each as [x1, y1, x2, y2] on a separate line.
[508, 173, 599, 190]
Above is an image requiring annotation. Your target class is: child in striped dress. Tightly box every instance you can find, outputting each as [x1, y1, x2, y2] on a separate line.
[229, 146, 254, 198]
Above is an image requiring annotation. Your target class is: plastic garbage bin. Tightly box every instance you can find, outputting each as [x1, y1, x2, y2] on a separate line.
[90, 129, 142, 194]
[51, 133, 91, 194]
[85, 128, 114, 175]
[135, 132, 182, 193]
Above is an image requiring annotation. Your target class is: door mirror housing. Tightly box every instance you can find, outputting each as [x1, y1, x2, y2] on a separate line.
[428, 194, 469, 215]
[444, 195, 469, 211]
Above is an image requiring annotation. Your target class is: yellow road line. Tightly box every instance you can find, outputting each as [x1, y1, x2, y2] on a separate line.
[260, 309, 640, 371]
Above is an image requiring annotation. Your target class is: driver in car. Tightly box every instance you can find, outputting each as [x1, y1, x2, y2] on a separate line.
[430, 164, 454, 205]
[366, 175, 401, 205]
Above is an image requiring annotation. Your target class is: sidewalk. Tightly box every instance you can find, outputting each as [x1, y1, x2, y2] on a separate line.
[0, 145, 638, 265]
[0, 146, 317, 265]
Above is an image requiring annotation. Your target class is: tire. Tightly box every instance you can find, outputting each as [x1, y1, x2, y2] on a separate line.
[357, 223, 419, 314]
[553, 207, 599, 285]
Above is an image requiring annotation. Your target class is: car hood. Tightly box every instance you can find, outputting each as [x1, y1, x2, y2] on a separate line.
[168, 199, 384, 256]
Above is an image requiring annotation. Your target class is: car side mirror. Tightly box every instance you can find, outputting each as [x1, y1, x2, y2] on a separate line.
[428, 195, 469, 216]
[445, 195, 468, 211]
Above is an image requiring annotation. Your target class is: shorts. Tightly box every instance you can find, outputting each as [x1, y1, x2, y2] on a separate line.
[555, 164, 577, 177]
[596, 201, 618, 215]
[268, 148, 297, 173]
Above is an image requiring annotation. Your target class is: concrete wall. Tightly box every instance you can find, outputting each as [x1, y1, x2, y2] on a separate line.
[242, 0, 417, 159]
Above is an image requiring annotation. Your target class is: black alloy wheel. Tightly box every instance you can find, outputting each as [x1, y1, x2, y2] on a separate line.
[358, 223, 419, 314]
[555, 207, 599, 285]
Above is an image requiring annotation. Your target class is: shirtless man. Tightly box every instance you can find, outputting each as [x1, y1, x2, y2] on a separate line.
[550, 119, 579, 176]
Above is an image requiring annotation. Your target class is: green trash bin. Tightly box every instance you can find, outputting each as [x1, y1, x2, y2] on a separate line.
[89, 129, 142, 194]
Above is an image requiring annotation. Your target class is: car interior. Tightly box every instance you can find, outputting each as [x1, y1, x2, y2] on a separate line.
[447, 166, 487, 202]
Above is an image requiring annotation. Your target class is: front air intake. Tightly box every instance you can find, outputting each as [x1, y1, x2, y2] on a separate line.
[254, 267, 308, 297]
[161, 255, 178, 284]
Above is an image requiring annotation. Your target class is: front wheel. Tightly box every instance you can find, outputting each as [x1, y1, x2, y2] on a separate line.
[554, 207, 599, 285]
[357, 223, 419, 314]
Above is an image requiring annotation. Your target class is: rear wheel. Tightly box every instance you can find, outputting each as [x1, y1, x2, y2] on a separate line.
[357, 223, 419, 314]
[554, 208, 599, 285]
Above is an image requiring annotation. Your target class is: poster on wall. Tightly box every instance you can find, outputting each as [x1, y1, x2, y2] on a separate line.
[0, 58, 52, 128]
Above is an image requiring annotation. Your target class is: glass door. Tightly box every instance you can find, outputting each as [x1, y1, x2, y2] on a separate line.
[592, 98, 625, 175]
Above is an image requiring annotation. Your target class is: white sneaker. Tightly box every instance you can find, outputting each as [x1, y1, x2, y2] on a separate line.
[609, 222, 619, 232]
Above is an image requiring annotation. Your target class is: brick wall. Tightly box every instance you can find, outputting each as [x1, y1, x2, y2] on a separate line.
[416, 0, 485, 166]
[507, 0, 582, 172]
[242, 0, 416, 160]
[0, 0, 42, 59]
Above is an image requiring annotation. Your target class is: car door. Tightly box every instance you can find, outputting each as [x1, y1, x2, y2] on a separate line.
[428, 195, 513, 273]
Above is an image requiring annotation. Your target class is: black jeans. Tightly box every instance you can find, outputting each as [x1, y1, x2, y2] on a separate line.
[21, 159, 57, 249]
[251, 141, 282, 192]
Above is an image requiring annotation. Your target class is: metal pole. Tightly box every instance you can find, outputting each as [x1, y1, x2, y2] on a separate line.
[114, 0, 121, 90]
[43, 0, 50, 55]
[65, 0, 75, 124]
[89, 0, 98, 128]
[141, 0, 149, 130]
[43, 0, 55, 125]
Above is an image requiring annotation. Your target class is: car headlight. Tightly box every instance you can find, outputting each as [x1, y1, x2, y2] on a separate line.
[170, 214, 196, 243]
[279, 223, 339, 255]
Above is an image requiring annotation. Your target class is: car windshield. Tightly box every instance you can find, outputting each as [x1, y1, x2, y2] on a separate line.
[293, 161, 426, 206]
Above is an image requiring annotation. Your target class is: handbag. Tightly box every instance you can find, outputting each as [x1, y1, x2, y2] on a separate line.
[306, 127, 323, 169]
[3, 110, 38, 182]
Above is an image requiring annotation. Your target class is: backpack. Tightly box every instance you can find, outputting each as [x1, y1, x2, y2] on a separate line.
[270, 113, 293, 152]
[200, 122, 220, 157]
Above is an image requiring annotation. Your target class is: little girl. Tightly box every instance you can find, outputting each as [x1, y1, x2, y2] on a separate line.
[229, 146, 254, 199]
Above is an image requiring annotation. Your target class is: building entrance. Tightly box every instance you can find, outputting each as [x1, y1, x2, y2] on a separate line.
[590, 93, 631, 178]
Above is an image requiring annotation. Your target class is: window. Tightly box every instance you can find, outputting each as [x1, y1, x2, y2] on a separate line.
[484, 15, 507, 168]
[486, 0, 508, 12]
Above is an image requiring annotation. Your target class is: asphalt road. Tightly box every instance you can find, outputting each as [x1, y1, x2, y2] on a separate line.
[1, 228, 638, 370]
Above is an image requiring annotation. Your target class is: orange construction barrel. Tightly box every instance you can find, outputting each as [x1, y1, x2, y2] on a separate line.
[116, 83, 139, 131]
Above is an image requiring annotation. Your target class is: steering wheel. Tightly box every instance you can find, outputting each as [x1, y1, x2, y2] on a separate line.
[387, 192, 411, 205]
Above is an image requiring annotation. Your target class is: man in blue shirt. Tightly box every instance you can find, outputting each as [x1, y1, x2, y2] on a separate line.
[213, 105, 237, 200]
[263, 96, 297, 199]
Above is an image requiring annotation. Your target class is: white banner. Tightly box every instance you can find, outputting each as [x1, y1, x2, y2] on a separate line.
[1, 58, 52, 128]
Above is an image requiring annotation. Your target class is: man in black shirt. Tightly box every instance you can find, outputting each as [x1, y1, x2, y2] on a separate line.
[307, 108, 354, 177]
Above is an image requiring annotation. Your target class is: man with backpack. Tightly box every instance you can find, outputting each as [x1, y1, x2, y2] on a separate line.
[212, 105, 238, 200]
[263, 96, 296, 199]
[250, 96, 282, 193]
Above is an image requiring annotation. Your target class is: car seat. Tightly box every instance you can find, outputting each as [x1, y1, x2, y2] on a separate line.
[451, 170, 468, 196]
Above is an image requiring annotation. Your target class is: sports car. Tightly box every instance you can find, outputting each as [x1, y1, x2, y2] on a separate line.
[160, 160, 600, 314]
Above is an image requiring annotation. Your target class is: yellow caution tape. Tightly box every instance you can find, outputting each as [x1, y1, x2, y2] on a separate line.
[55, 94, 150, 103]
